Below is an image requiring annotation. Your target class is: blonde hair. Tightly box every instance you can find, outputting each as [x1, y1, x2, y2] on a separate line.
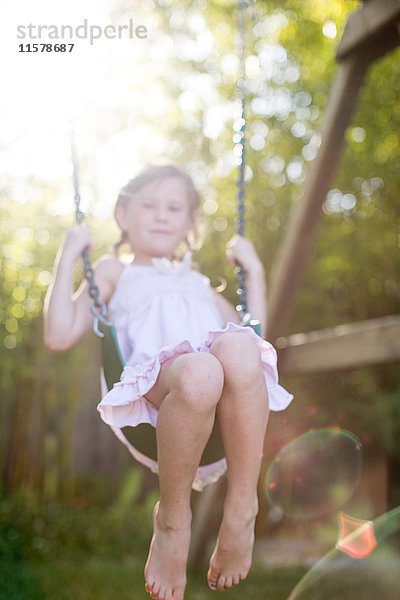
[114, 164, 202, 258]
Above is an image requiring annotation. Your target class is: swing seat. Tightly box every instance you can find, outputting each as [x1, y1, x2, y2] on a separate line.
[98, 318, 225, 465]
[99, 319, 124, 391]
[249, 320, 261, 336]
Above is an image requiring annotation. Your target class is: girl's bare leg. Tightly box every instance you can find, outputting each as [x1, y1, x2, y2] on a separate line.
[144, 352, 224, 600]
[207, 333, 269, 591]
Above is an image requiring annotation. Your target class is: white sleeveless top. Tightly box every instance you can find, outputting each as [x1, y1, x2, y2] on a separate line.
[107, 251, 224, 368]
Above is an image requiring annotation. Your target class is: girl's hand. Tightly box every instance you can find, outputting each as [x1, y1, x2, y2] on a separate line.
[61, 225, 94, 264]
[226, 235, 264, 276]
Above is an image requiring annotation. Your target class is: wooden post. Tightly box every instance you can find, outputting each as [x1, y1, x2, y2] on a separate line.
[267, 53, 369, 342]
[336, 0, 400, 61]
[267, 0, 400, 341]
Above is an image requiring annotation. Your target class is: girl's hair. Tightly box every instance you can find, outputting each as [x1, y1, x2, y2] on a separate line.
[114, 163, 202, 258]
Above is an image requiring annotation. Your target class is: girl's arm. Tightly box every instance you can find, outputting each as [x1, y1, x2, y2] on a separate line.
[213, 290, 241, 326]
[44, 226, 120, 351]
[215, 235, 267, 338]
[245, 262, 267, 338]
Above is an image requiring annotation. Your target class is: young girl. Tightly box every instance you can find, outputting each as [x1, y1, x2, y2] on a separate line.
[44, 163, 292, 600]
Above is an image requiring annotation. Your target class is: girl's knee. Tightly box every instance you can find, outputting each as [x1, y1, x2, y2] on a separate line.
[210, 332, 262, 380]
[167, 352, 224, 411]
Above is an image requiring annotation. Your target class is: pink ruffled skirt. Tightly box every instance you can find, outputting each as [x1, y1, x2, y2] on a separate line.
[97, 322, 293, 491]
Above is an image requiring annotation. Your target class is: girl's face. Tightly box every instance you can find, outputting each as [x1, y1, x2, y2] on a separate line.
[116, 177, 195, 264]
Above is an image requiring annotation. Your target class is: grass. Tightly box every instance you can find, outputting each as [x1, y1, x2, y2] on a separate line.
[1, 553, 306, 600]
[3, 522, 400, 600]
[0, 485, 305, 600]
[3, 485, 398, 600]
[4, 552, 400, 600]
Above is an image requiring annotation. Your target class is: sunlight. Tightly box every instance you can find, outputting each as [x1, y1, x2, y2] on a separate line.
[1, 0, 153, 215]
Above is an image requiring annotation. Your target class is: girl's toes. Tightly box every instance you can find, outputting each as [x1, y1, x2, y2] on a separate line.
[207, 567, 219, 590]
[233, 575, 240, 585]
[157, 588, 165, 600]
[217, 576, 226, 592]
[224, 576, 233, 589]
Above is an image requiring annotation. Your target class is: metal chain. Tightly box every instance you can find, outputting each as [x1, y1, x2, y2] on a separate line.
[235, 0, 250, 323]
[70, 131, 108, 338]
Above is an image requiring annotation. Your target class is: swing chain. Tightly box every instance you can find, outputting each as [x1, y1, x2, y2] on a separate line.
[235, 0, 250, 323]
[71, 131, 108, 338]
[234, 1, 261, 337]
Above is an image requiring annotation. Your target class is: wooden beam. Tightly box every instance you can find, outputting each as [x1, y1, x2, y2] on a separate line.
[277, 315, 400, 376]
[337, 0, 400, 61]
[267, 54, 369, 342]
[266, 2, 400, 343]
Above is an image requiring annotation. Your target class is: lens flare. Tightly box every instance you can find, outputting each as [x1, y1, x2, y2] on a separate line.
[287, 507, 400, 600]
[336, 512, 377, 559]
[266, 428, 362, 519]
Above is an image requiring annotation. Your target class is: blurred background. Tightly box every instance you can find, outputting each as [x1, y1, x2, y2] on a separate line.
[1, 0, 399, 598]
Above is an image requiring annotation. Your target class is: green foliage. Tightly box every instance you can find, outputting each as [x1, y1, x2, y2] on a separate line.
[0, 471, 154, 562]
[1, 483, 306, 600]
[112, 468, 144, 511]
[0, 481, 305, 599]
[364, 386, 400, 460]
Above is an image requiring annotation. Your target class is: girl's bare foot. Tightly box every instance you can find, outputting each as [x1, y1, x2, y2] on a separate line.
[145, 501, 191, 600]
[207, 497, 258, 592]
